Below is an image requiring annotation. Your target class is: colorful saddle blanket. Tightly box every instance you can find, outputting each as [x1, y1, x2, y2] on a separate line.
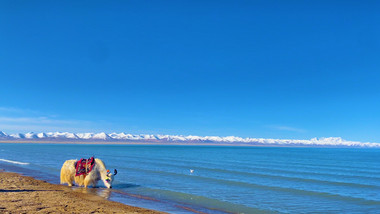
[75, 157, 95, 176]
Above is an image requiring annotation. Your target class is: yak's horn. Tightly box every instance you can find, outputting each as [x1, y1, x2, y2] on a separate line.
[114, 169, 118, 175]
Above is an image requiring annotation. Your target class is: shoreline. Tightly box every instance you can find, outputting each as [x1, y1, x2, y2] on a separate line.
[0, 170, 165, 214]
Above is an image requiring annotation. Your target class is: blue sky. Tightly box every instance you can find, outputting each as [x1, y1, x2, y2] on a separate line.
[1, 1, 380, 142]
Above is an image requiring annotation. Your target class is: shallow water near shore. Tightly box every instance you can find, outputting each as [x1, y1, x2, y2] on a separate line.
[1, 143, 380, 213]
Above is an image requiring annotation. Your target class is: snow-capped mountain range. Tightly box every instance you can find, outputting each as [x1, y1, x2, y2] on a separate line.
[0, 131, 379, 148]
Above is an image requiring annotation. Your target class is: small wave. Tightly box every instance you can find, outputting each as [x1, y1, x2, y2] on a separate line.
[131, 187, 268, 214]
[0, 158, 30, 165]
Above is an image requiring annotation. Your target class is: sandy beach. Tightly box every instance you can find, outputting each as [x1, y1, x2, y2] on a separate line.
[0, 171, 164, 214]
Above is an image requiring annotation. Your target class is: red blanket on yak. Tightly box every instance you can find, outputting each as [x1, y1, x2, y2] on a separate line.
[75, 157, 95, 176]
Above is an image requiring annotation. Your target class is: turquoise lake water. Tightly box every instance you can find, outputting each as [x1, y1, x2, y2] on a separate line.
[1, 144, 380, 213]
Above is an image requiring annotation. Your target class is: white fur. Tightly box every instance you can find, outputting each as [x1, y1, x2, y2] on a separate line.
[60, 158, 116, 188]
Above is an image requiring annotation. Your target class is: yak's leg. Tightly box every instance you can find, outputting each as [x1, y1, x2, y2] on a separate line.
[84, 175, 96, 188]
[91, 180, 97, 188]
[68, 176, 74, 186]
[67, 181, 73, 187]
[61, 174, 74, 187]
[84, 179, 90, 188]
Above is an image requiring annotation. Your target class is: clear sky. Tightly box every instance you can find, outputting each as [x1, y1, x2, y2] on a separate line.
[1, 1, 379, 142]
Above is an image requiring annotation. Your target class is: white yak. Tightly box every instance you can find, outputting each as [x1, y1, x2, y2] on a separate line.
[60, 158, 117, 188]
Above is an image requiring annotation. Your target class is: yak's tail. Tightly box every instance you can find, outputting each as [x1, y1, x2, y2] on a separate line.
[60, 164, 65, 184]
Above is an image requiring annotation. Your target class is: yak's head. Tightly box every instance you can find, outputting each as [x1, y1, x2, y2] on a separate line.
[104, 169, 117, 188]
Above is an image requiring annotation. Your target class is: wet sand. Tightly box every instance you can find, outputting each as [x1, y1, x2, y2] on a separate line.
[0, 171, 165, 214]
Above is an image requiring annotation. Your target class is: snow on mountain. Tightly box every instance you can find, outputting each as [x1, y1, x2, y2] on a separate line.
[76, 133, 94, 139]
[92, 132, 111, 140]
[46, 132, 78, 139]
[25, 132, 38, 139]
[9, 133, 25, 139]
[109, 132, 135, 140]
[0, 131, 7, 137]
[0, 130, 379, 148]
[37, 132, 48, 138]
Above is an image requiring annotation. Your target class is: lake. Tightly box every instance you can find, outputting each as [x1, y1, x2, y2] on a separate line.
[1, 143, 379, 213]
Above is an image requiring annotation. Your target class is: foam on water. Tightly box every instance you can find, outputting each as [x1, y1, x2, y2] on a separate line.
[0, 158, 30, 165]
